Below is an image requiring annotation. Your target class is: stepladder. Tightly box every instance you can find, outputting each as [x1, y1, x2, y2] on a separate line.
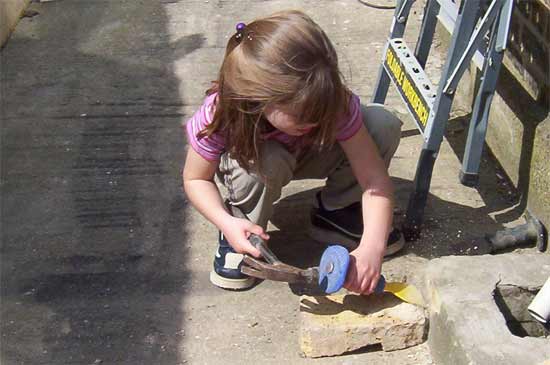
[372, 0, 514, 240]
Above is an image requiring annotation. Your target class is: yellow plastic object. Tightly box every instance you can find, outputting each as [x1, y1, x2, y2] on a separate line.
[384, 282, 425, 307]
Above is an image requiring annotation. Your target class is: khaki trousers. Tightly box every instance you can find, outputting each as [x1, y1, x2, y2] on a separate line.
[217, 104, 402, 229]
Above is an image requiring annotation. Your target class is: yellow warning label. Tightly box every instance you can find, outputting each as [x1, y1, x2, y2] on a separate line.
[384, 45, 430, 129]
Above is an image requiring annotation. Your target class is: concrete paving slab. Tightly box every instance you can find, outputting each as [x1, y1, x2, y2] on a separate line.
[426, 253, 550, 365]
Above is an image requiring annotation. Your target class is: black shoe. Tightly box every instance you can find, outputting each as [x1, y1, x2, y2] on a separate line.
[209, 231, 256, 290]
[309, 193, 405, 257]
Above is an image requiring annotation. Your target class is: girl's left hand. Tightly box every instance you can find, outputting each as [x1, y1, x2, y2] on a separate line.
[343, 245, 384, 294]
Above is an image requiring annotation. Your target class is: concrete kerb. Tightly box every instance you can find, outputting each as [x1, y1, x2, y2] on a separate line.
[426, 253, 550, 365]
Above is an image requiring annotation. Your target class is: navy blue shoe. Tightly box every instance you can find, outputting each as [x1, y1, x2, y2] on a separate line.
[309, 192, 405, 257]
[209, 231, 256, 290]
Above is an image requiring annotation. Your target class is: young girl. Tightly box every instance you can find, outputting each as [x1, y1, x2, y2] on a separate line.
[183, 10, 404, 293]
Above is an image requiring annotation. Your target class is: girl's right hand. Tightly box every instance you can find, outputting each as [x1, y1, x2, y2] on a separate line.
[221, 217, 269, 258]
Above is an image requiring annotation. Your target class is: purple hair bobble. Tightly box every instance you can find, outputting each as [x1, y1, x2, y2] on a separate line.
[235, 22, 246, 43]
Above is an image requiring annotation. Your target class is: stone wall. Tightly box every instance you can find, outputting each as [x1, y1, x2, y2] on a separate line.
[1, 0, 31, 47]
[440, 0, 550, 227]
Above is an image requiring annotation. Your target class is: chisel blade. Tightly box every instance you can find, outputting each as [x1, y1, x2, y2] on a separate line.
[384, 282, 425, 307]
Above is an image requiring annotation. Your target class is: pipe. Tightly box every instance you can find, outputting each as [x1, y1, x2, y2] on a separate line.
[528, 277, 550, 324]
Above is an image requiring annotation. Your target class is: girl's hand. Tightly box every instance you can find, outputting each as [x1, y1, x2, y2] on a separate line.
[220, 217, 269, 258]
[343, 245, 384, 294]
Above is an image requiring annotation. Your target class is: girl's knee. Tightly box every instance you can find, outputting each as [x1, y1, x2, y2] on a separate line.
[363, 103, 402, 130]
[362, 103, 402, 148]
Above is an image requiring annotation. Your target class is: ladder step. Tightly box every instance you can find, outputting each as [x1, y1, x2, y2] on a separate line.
[383, 38, 436, 133]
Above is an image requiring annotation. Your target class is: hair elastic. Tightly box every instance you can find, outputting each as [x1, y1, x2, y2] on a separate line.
[235, 22, 246, 43]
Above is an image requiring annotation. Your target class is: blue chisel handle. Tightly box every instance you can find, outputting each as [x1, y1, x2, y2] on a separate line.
[375, 274, 386, 293]
[318, 244, 386, 294]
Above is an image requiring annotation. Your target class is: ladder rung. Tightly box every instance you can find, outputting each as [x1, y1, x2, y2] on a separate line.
[383, 39, 436, 133]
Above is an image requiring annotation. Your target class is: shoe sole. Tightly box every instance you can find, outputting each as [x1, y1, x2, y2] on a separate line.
[308, 225, 405, 258]
[209, 270, 256, 290]
[384, 236, 405, 257]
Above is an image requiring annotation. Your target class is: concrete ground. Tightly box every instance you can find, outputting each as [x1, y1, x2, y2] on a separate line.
[0, 0, 539, 364]
[427, 253, 550, 365]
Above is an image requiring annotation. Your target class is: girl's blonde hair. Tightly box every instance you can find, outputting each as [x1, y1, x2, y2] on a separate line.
[199, 10, 351, 170]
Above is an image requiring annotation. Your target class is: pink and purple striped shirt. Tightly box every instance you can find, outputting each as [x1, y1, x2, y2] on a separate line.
[185, 92, 363, 161]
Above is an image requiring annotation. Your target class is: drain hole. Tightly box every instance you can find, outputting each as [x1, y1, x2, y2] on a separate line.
[494, 284, 549, 338]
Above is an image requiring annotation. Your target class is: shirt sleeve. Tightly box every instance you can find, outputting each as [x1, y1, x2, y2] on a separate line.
[184, 93, 225, 161]
[335, 93, 363, 141]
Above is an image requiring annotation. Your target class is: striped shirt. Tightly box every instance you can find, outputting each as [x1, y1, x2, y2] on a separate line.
[185, 92, 363, 161]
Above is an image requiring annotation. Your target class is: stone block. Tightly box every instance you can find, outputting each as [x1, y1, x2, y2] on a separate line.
[299, 293, 427, 358]
[426, 254, 550, 365]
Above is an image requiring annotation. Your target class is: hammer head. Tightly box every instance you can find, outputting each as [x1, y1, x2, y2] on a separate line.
[241, 245, 350, 295]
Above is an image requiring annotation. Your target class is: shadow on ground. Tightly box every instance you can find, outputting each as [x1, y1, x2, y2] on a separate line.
[444, 64, 549, 225]
[269, 173, 509, 266]
[1, 1, 198, 364]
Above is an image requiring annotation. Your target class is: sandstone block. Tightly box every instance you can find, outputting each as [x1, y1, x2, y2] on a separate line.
[299, 293, 427, 358]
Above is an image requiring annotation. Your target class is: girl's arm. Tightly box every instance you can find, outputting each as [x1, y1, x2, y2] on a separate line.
[182, 147, 267, 257]
[339, 124, 394, 294]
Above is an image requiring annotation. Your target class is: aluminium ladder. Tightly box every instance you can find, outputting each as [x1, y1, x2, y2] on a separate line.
[372, 0, 514, 239]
